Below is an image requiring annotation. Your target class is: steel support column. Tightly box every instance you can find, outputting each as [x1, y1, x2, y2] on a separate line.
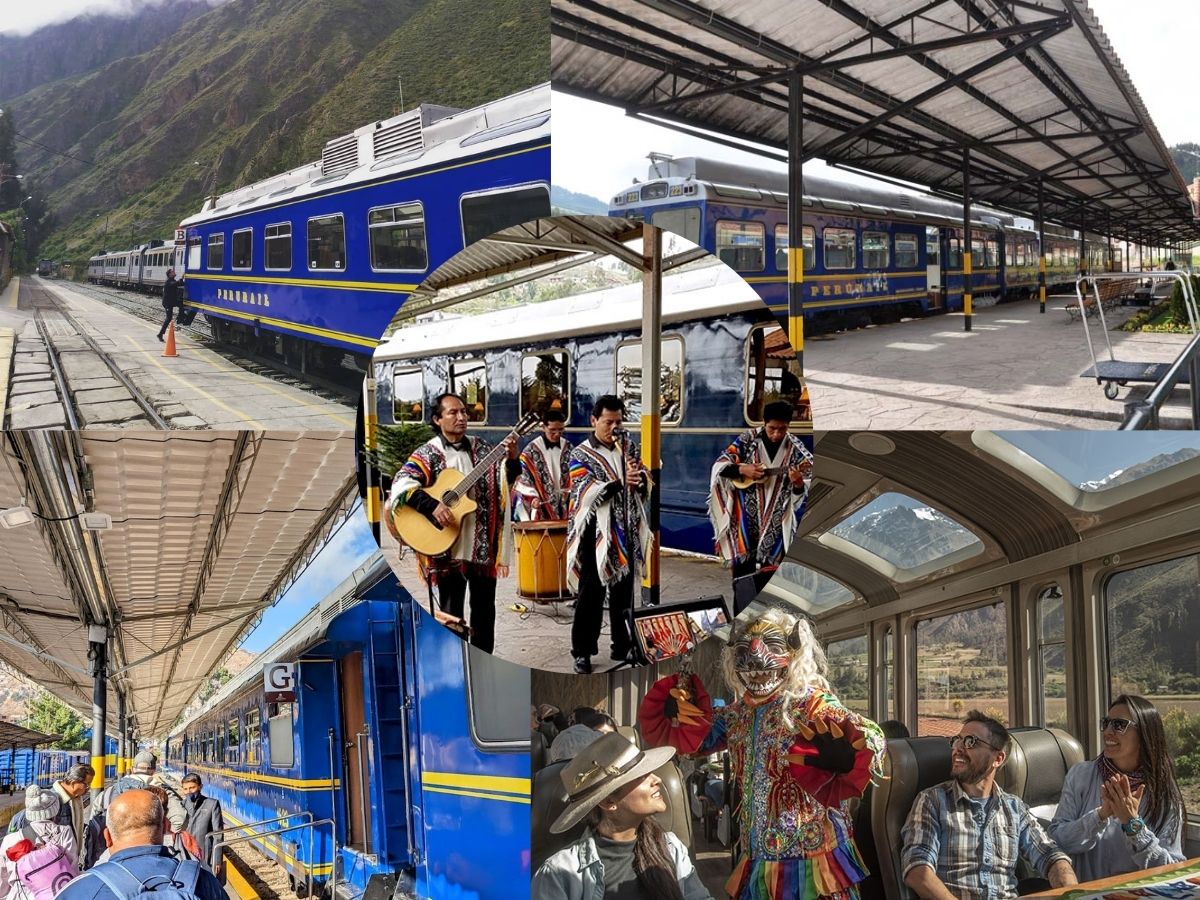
[962, 150, 972, 332]
[788, 72, 805, 369]
[1037, 178, 1046, 314]
[640, 223, 662, 608]
[88, 626, 107, 800]
[1079, 213, 1087, 280]
[117, 692, 126, 777]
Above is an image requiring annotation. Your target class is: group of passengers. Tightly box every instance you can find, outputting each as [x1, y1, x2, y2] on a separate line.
[0, 752, 226, 900]
[533, 694, 1186, 900]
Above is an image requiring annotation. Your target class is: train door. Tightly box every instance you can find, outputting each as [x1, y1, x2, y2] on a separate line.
[925, 226, 943, 309]
[339, 651, 373, 851]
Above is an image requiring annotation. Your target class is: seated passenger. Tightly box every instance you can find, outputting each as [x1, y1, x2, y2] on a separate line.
[1049, 695, 1185, 880]
[533, 731, 712, 900]
[902, 711, 1077, 900]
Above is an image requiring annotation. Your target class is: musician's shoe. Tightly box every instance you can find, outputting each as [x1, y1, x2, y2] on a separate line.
[610, 646, 632, 662]
[573, 656, 592, 675]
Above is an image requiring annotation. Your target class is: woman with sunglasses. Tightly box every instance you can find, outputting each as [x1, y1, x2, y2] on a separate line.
[1049, 694, 1185, 880]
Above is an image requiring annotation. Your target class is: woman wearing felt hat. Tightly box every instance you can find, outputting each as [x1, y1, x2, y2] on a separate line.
[533, 731, 713, 900]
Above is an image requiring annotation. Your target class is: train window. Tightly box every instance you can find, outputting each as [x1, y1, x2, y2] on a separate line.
[926, 227, 939, 265]
[1036, 585, 1067, 729]
[883, 627, 895, 721]
[767, 562, 858, 616]
[265, 223, 292, 271]
[267, 701, 295, 768]
[895, 233, 918, 269]
[823, 227, 855, 270]
[368, 202, 427, 271]
[827, 635, 869, 714]
[971, 237, 984, 268]
[520, 351, 570, 420]
[862, 231, 888, 269]
[392, 367, 423, 423]
[744, 323, 804, 425]
[1105, 552, 1200, 811]
[947, 236, 962, 269]
[245, 709, 261, 766]
[615, 337, 683, 424]
[460, 184, 551, 246]
[207, 234, 224, 270]
[308, 215, 346, 270]
[774, 225, 814, 273]
[226, 716, 240, 765]
[715, 221, 764, 272]
[985, 239, 999, 268]
[651, 208, 700, 245]
[1005, 242, 1014, 267]
[449, 359, 488, 423]
[1015, 242, 1026, 266]
[231, 228, 252, 270]
[915, 602, 1009, 735]
[465, 645, 529, 749]
[640, 182, 669, 201]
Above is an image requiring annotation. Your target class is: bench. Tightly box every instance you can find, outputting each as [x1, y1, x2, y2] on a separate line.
[1065, 277, 1137, 322]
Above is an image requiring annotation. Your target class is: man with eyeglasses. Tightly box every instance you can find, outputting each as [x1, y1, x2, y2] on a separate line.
[901, 710, 1078, 900]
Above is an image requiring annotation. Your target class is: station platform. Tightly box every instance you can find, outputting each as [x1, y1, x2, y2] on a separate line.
[0, 277, 355, 429]
[806, 293, 1194, 429]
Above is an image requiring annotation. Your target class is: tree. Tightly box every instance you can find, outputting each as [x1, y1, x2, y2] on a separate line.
[25, 692, 88, 750]
[197, 667, 233, 705]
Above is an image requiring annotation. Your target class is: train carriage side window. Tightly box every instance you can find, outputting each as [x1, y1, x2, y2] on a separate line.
[1105, 552, 1200, 812]
[715, 220, 765, 272]
[926, 227, 940, 265]
[895, 233, 919, 269]
[245, 708, 261, 766]
[449, 359, 488, 423]
[862, 230, 888, 269]
[460, 184, 550, 247]
[914, 602, 1009, 736]
[226, 716, 240, 765]
[826, 635, 869, 714]
[985, 239, 999, 268]
[1036, 585, 1067, 729]
[265, 223, 292, 271]
[774, 225, 814, 273]
[369, 202, 427, 272]
[267, 701, 295, 769]
[465, 645, 529, 749]
[971, 237, 985, 268]
[823, 227, 856, 270]
[307, 214, 346, 271]
[231, 228, 252, 270]
[883, 627, 895, 721]
[615, 337, 683, 423]
[948, 236, 963, 269]
[744, 323, 806, 424]
[1016, 242, 1026, 267]
[207, 234, 224, 270]
[392, 367, 423, 423]
[520, 350, 570, 420]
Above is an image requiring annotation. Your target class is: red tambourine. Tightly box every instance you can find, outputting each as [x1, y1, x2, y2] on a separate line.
[638, 672, 713, 754]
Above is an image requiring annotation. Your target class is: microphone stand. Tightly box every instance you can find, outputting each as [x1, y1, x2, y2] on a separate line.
[607, 426, 647, 672]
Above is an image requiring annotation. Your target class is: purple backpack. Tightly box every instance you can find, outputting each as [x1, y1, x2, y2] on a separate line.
[15, 827, 76, 900]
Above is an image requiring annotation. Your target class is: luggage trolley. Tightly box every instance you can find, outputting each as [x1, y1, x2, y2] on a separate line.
[1076, 271, 1197, 400]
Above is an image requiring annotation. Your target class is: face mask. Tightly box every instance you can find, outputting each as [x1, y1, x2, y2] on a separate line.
[732, 619, 792, 699]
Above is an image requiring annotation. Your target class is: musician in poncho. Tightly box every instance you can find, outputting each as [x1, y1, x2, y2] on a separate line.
[384, 392, 519, 654]
[513, 409, 571, 521]
[565, 395, 652, 674]
[709, 400, 814, 614]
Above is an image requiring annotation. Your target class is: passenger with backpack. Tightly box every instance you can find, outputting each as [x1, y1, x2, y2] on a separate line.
[55, 792, 223, 900]
[0, 785, 80, 900]
[93, 754, 185, 833]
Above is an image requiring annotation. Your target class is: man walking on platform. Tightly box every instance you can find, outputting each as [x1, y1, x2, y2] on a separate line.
[158, 269, 183, 342]
[180, 775, 224, 882]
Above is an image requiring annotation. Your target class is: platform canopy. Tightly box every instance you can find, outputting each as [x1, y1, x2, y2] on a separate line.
[0, 432, 356, 738]
[553, 0, 1200, 243]
[0, 720, 60, 749]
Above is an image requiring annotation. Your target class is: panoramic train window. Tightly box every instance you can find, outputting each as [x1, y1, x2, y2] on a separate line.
[520, 351, 570, 419]
[231, 228, 252, 270]
[460, 184, 551, 246]
[449, 359, 488, 423]
[615, 337, 683, 423]
[1105, 552, 1200, 810]
[823, 227, 855, 270]
[827, 634, 869, 714]
[883, 627, 895, 721]
[766, 562, 858, 616]
[744, 323, 803, 424]
[392, 367, 423, 423]
[265, 223, 291, 271]
[651, 208, 700, 245]
[773, 224, 815, 272]
[268, 701, 294, 768]
[245, 708, 261, 766]
[895, 233, 919, 269]
[466, 646, 529, 748]
[715, 220, 764, 272]
[862, 231, 888, 269]
[915, 602, 1009, 736]
[308, 215, 346, 270]
[1037, 584, 1067, 729]
[207, 233, 224, 270]
[368, 202, 427, 271]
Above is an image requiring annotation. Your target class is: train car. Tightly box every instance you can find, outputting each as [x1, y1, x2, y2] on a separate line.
[135, 240, 181, 295]
[175, 82, 551, 377]
[371, 262, 812, 555]
[36, 737, 118, 785]
[163, 553, 529, 900]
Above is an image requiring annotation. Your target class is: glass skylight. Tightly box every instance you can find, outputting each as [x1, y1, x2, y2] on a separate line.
[992, 432, 1200, 493]
[828, 491, 983, 571]
[767, 563, 858, 615]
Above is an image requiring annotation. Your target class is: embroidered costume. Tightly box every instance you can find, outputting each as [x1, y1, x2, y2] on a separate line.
[514, 434, 572, 521]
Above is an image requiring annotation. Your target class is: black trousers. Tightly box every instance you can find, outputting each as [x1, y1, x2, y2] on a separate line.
[732, 556, 774, 616]
[437, 568, 497, 655]
[571, 523, 634, 659]
[158, 305, 178, 337]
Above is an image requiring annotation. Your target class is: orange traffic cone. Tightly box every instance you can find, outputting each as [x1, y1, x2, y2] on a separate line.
[162, 321, 178, 358]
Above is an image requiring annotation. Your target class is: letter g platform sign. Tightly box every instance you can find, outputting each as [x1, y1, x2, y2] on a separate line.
[263, 662, 296, 702]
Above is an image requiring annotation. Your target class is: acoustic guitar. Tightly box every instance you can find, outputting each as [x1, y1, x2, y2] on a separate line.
[730, 463, 811, 490]
[392, 411, 541, 556]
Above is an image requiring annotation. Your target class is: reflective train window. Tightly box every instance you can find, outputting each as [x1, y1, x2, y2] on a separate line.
[466, 647, 529, 747]
[862, 231, 888, 269]
[520, 351, 569, 419]
[774, 224, 814, 273]
[615, 337, 683, 423]
[392, 367, 423, 423]
[265, 223, 291, 271]
[947, 236, 962, 268]
[449, 359, 488, 423]
[368, 202, 427, 271]
[460, 184, 550, 246]
[1037, 584, 1067, 729]
[227, 716, 240, 764]
[267, 701, 294, 768]
[744, 323, 802, 424]
[823, 227, 855, 270]
[925, 227, 939, 265]
[245, 708, 261, 766]
[915, 602, 1009, 736]
[827, 634, 868, 714]
[882, 626, 895, 721]
[231, 228, 252, 270]
[1105, 552, 1200, 809]
[308, 214, 346, 270]
[895, 233, 919, 269]
[715, 220, 764, 272]
[187, 236, 201, 271]
[207, 233, 224, 270]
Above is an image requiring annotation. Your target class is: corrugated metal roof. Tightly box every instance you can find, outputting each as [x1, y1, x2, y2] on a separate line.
[552, 0, 1199, 241]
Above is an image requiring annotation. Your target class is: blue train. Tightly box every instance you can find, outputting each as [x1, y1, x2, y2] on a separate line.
[609, 156, 1118, 331]
[369, 262, 813, 555]
[3, 737, 119, 790]
[162, 553, 529, 900]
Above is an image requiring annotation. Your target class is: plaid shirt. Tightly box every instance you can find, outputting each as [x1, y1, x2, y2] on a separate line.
[901, 779, 1070, 900]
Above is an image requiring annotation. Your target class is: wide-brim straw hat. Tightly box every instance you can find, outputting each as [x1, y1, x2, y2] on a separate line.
[550, 731, 675, 834]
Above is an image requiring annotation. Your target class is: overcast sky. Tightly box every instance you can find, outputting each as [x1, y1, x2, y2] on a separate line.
[0, 0, 226, 35]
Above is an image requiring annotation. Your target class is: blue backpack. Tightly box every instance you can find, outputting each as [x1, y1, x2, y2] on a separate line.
[88, 859, 203, 900]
